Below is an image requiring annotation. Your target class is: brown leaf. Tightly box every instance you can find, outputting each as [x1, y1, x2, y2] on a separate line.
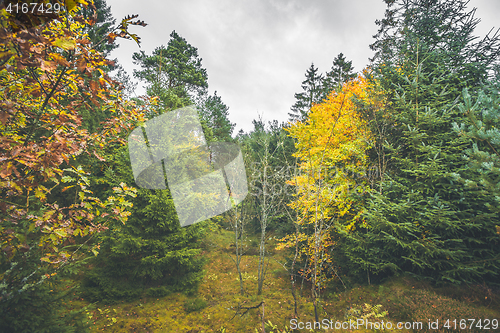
[76, 38, 91, 45]
[0, 112, 9, 125]
[19, 244, 30, 253]
[0, 202, 7, 213]
[11, 147, 21, 158]
[51, 53, 70, 67]
[76, 58, 86, 72]
[106, 32, 117, 44]
[0, 163, 12, 178]
[131, 20, 147, 27]
[89, 80, 98, 94]
[30, 88, 42, 97]
[15, 59, 26, 70]
[73, 15, 85, 24]
[30, 44, 44, 54]
[41, 60, 57, 72]
[93, 151, 106, 161]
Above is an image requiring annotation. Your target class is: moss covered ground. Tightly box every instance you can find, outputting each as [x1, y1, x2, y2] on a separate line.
[62, 227, 500, 332]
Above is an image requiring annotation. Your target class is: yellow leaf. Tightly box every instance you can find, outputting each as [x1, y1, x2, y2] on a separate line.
[54, 229, 67, 238]
[53, 38, 76, 50]
[35, 186, 46, 201]
[65, 0, 77, 12]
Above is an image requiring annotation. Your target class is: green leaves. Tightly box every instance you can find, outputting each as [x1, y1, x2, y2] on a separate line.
[197, 92, 235, 142]
[288, 63, 324, 122]
[132, 31, 208, 111]
[343, 0, 500, 285]
[452, 86, 500, 215]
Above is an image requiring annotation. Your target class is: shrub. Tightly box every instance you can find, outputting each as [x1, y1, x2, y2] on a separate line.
[184, 297, 207, 313]
[146, 286, 172, 298]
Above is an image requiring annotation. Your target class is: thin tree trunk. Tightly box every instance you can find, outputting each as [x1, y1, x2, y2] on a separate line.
[256, 135, 283, 296]
[290, 223, 300, 317]
[299, 260, 307, 297]
[229, 207, 245, 295]
[261, 302, 266, 333]
[257, 161, 268, 295]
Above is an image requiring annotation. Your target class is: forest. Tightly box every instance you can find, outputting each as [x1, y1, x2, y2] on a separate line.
[1, 0, 500, 332]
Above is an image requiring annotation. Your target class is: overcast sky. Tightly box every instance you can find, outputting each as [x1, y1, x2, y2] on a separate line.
[106, 0, 500, 134]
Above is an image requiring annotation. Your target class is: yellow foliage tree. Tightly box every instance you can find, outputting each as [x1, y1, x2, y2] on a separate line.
[279, 75, 373, 320]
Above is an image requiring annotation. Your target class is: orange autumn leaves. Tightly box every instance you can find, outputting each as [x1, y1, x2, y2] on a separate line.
[0, 4, 145, 264]
[278, 75, 373, 285]
[287, 75, 372, 227]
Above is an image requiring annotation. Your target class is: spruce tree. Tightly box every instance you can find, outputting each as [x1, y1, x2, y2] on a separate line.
[321, 52, 357, 99]
[78, 0, 122, 133]
[288, 63, 323, 122]
[452, 84, 500, 216]
[82, 0, 117, 57]
[82, 33, 212, 302]
[342, 0, 500, 285]
[82, 141, 207, 302]
[133, 31, 208, 111]
[197, 91, 235, 142]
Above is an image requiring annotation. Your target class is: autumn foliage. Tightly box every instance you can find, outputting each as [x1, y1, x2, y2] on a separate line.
[0, 1, 145, 266]
[279, 76, 373, 290]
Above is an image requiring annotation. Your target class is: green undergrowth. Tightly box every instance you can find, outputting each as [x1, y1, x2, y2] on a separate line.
[63, 228, 500, 332]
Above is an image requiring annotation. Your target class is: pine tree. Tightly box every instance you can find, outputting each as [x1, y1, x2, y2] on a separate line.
[82, 34, 212, 302]
[288, 63, 323, 122]
[82, 0, 117, 57]
[133, 31, 208, 111]
[343, 0, 500, 285]
[321, 53, 357, 99]
[197, 91, 235, 142]
[452, 84, 500, 216]
[82, 157, 207, 302]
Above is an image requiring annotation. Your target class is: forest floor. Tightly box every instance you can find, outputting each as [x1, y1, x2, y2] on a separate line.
[65, 227, 500, 332]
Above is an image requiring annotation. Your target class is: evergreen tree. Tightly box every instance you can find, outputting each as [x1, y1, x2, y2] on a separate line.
[78, 0, 123, 133]
[0, 250, 91, 332]
[82, 116, 209, 301]
[83, 34, 212, 302]
[343, 0, 500, 285]
[452, 84, 500, 216]
[197, 91, 235, 142]
[82, 151, 206, 302]
[288, 63, 323, 122]
[82, 0, 118, 57]
[82, 0, 138, 99]
[133, 31, 208, 111]
[370, 0, 500, 87]
[321, 53, 357, 99]
[112, 64, 138, 98]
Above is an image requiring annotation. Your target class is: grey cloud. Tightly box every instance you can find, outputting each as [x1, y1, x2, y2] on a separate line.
[107, 0, 498, 133]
